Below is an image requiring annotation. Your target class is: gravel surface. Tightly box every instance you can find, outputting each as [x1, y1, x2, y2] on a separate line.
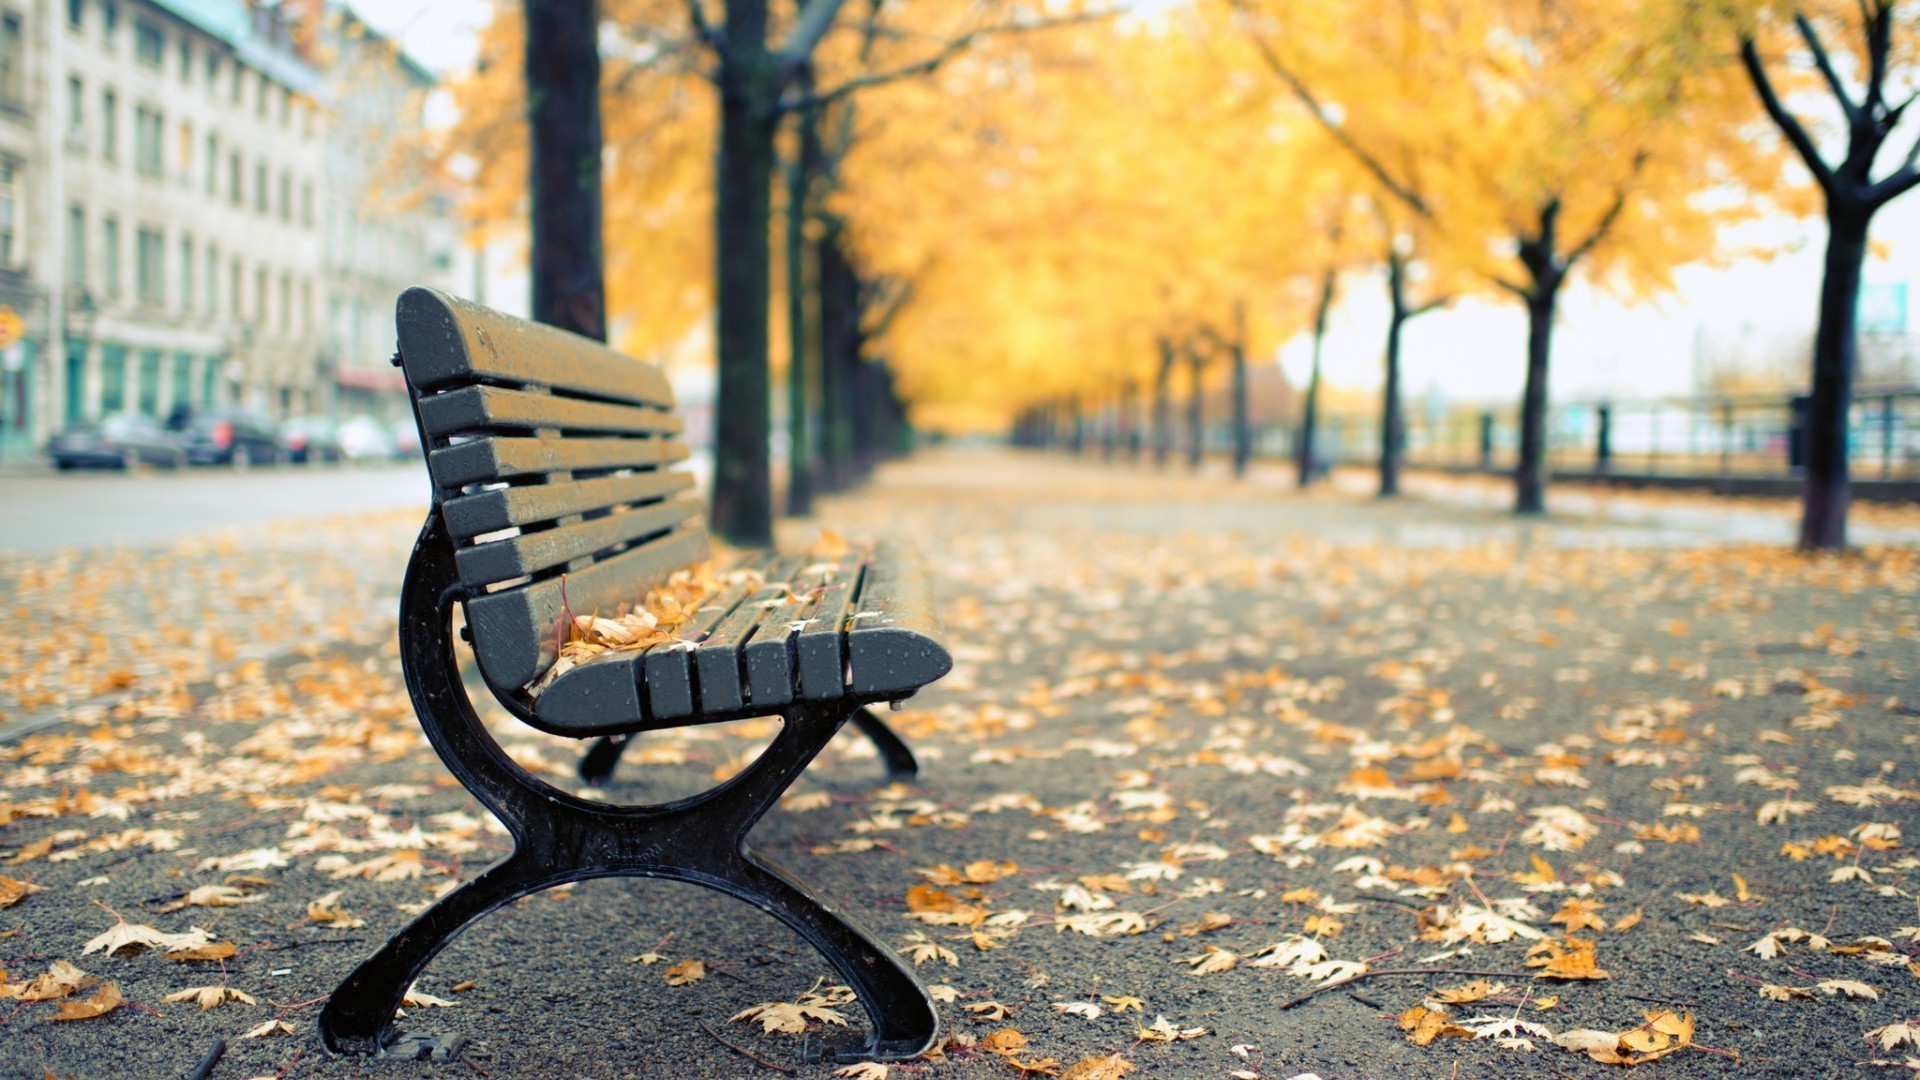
[2, 448, 1917, 1079]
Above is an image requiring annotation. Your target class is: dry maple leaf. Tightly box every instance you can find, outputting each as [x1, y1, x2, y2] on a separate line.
[1867, 1022, 1920, 1054]
[51, 981, 121, 1022]
[968, 1001, 1010, 1021]
[1102, 994, 1145, 1013]
[306, 890, 365, 928]
[1757, 983, 1813, 1001]
[242, 1019, 295, 1039]
[162, 985, 257, 1011]
[1053, 1001, 1102, 1020]
[158, 884, 262, 913]
[1551, 899, 1607, 933]
[1060, 1053, 1135, 1079]
[901, 931, 959, 967]
[663, 959, 706, 986]
[1182, 946, 1238, 975]
[167, 940, 238, 963]
[82, 921, 214, 957]
[0, 875, 43, 909]
[1526, 938, 1612, 981]
[319, 850, 432, 881]
[980, 1028, 1029, 1054]
[1431, 979, 1502, 1005]
[1814, 979, 1879, 1000]
[1137, 1016, 1206, 1042]
[4, 961, 95, 1002]
[834, 1064, 889, 1080]
[1400, 1005, 1472, 1046]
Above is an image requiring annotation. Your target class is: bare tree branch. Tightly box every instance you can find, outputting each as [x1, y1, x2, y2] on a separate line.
[1491, 275, 1532, 299]
[1410, 295, 1449, 318]
[1563, 151, 1648, 270]
[1740, 38, 1837, 192]
[1864, 0, 1892, 116]
[1795, 12, 1862, 125]
[776, 0, 851, 85]
[684, 0, 723, 52]
[784, 11, 1115, 113]
[1227, 0, 1430, 217]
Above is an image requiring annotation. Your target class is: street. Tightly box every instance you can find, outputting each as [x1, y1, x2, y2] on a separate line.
[0, 463, 430, 553]
[1, 448, 1916, 1079]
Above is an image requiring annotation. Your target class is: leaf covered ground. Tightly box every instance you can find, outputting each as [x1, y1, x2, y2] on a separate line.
[1, 449, 1917, 1078]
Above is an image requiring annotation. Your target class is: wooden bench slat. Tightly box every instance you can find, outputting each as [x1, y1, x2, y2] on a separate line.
[742, 557, 857, 709]
[417, 384, 685, 439]
[642, 556, 774, 721]
[465, 527, 709, 692]
[397, 286, 676, 408]
[442, 472, 695, 540]
[796, 560, 863, 700]
[695, 555, 807, 714]
[454, 498, 703, 587]
[430, 435, 690, 489]
[846, 541, 952, 697]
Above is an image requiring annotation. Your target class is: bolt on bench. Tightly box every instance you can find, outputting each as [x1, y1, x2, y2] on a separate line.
[319, 287, 949, 1062]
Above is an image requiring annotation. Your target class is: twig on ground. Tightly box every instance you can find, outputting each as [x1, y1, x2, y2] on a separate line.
[699, 1021, 797, 1074]
[185, 1039, 225, 1080]
[1277, 969, 1531, 1011]
[1621, 992, 1695, 1006]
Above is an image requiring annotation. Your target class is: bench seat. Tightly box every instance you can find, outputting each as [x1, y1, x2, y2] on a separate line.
[533, 541, 951, 737]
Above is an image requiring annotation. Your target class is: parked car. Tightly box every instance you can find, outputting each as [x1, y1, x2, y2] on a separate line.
[390, 417, 421, 460]
[175, 411, 284, 468]
[280, 417, 344, 464]
[46, 414, 189, 470]
[335, 415, 397, 461]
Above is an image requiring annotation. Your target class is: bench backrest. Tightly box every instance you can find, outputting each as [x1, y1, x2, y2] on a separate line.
[394, 286, 710, 694]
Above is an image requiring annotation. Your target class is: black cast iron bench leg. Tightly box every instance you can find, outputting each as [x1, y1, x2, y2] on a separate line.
[578, 705, 919, 786]
[322, 519, 937, 1061]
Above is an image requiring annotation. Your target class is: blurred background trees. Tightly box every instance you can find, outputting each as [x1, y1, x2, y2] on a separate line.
[437, 0, 1919, 551]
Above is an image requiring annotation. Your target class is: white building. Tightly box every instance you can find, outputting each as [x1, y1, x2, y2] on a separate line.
[0, 0, 454, 461]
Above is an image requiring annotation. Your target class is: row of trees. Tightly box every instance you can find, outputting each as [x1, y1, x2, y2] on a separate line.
[476, 0, 1917, 551]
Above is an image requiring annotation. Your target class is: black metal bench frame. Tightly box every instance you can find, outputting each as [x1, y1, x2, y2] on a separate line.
[318, 290, 941, 1063]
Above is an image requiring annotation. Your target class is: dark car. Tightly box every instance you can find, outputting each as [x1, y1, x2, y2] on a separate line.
[46, 414, 189, 470]
[175, 411, 284, 468]
[280, 417, 344, 464]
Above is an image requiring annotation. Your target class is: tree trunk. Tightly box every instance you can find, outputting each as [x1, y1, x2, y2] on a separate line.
[1231, 303, 1250, 478]
[1800, 203, 1869, 551]
[1514, 282, 1560, 515]
[1187, 349, 1204, 471]
[1379, 254, 1407, 497]
[1153, 339, 1174, 468]
[817, 221, 857, 490]
[782, 103, 821, 518]
[711, 8, 777, 546]
[1297, 266, 1336, 488]
[525, 0, 604, 340]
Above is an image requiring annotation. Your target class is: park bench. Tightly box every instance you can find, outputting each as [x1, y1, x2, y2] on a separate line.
[318, 287, 950, 1063]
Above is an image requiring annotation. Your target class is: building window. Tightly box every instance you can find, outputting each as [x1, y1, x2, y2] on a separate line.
[0, 159, 18, 267]
[205, 244, 217, 312]
[204, 133, 216, 193]
[228, 152, 240, 205]
[254, 161, 267, 214]
[134, 19, 163, 66]
[177, 122, 192, 178]
[67, 206, 85, 289]
[205, 51, 219, 87]
[135, 227, 163, 306]
[100, 345, 126, 415]
[101, 90, 116, 161]
[201, 354, 215, 406]
[133, 107, 163, 176]
[68, 0, 83, 29]
[230, 62, 243, 105]
[278, 171, 290, 221]
[279, 88, 291, 127]
[101, 2, 117, 45]
[279, 274, 290, 334]
[66, 77, 84, 136]
[300, 181, 313, 228]
[102, 215, 118, 296]
[254, 266, 266, 324]
[179, 236, 194, 310]
[171, 354, 191, 413]
[0, 14, 24, 107]
[137, 349, 161, 416]
[178, 38, 190, 81]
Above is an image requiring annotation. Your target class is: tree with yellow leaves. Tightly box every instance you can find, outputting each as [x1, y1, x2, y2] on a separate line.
[1233, 0, 1789, 514]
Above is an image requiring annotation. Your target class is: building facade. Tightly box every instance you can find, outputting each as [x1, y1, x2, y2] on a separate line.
[0, 0, 451, 461]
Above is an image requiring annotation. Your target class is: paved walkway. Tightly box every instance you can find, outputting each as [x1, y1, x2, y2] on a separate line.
[1, 448, 1916, 1079]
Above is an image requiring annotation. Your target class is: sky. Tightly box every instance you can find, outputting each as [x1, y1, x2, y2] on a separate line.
[345, 0, 490, 77]
[343, 1, 1920, 409]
